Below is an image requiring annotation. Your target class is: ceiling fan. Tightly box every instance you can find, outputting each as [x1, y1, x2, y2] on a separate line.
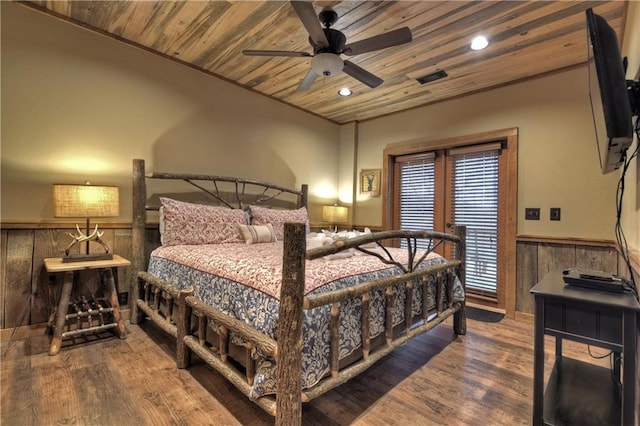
[243, 1, 412, 91]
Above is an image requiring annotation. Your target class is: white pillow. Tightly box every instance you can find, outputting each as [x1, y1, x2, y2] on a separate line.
[239, 224, 277, 244]
[306, 234, 331, 250]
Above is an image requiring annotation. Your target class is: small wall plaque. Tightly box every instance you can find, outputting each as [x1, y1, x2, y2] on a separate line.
[360, 169, 381, 197]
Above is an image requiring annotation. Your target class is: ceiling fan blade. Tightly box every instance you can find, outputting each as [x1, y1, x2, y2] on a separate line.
[291, 1, 329, 48]
[243, 50, 312, 57]
[297, 69, 319, 91]
[343, 61, 383, 88]
[344, 27, 412, 56]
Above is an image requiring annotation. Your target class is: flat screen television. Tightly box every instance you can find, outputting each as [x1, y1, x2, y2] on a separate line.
[585, 8, 634, 174]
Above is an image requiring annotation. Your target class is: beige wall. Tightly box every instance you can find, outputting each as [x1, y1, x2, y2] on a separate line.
[346, 61, 638, 241]
[1, 2, 339, 224]
[620, 2, 640, 254]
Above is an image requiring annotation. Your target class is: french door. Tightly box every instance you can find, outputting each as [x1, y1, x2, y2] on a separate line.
[385, 129, 517, 311]
[446, 144, 500, 297]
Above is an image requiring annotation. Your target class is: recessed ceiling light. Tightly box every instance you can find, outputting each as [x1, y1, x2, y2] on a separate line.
[470, 35, 489, 51]
[338, 87, 352, 96]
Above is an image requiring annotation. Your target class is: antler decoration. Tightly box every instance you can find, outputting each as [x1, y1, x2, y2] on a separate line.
[64, 224, 111, 256]
[70, 224, 101, 241]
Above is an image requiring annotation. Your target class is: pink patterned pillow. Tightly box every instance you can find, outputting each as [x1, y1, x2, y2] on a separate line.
[249, 206, 309, 240]
[160, 198, 245, 246]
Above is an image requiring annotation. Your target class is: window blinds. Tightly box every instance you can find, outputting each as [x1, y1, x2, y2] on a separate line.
[450, 147, 499, 294]
[395, 145, 500, 295]
[397, 154, 435, 250]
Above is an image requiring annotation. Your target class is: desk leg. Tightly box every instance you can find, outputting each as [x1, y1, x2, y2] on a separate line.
[101, 268, 127, 339]
[555, 336, 562, 357]
[49, 271, 74, 356]
[622, 310, 636, 425]
[533, 296, 545, 425]
[612, 352, 621, 383]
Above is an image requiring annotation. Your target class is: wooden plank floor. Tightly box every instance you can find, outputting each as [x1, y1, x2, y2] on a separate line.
[1, 316, 611, 425]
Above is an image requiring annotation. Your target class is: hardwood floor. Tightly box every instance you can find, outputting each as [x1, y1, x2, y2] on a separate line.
[1, 316, 610, 426]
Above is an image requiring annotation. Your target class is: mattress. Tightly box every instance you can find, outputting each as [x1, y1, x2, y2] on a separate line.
[148, 241, 464, 397]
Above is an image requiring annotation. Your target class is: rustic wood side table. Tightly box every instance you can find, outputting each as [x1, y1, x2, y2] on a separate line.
[44, 255, 130, 355]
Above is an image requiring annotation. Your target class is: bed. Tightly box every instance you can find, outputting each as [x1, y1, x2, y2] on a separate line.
[130, 159, 467, 425]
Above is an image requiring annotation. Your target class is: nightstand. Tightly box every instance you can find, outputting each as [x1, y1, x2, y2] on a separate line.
[531, 270, 639, 425]
[44, 254, 130, 355]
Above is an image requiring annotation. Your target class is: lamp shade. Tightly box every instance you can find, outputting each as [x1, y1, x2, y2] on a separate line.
[322, 205, 349, 224]
[53, 184, 119, 218]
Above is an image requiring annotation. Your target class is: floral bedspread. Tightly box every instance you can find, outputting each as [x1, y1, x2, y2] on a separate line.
[148, 242, 464, 397]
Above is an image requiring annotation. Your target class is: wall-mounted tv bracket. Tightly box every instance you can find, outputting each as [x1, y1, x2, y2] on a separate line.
[627, 80, 639, 117]
[624, 59, 639, 117]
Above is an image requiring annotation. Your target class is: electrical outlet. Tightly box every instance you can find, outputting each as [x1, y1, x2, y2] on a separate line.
[118, 292, 129, 306]
[550, 207, 561, 221]
[525, 207, 540, 220]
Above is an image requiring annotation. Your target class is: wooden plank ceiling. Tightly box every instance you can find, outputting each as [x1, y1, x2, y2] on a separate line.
[22, 1, 627, 124]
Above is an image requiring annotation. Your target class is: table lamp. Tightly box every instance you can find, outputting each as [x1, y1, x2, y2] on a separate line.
[322, 204, 349, 232]
[53, 183, 119, 262]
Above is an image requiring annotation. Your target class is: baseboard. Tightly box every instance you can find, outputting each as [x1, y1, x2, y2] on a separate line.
[0, 323, 49, 341]
[0, 307, 551, 340]
[466, 301, 505, 315]
[515, 311, 534, 322]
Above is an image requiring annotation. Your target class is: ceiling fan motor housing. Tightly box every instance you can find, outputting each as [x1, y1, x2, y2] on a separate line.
[310, 28, 346, 54]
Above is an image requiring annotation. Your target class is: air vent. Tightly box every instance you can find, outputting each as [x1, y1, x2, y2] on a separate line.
[416, 70, 448, 85]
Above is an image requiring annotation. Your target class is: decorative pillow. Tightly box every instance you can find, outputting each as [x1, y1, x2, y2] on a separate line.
[306, 233, 332, 250]
[321, 228, 376, 247]
[159, 197, 246, 246]
[239, 224, 277, 244]
[306, 228, 377, 259]
[158, 205, 166, 244]
[249, 206, 310, 240]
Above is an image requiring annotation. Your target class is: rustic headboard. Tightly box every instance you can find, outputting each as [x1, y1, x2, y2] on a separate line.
[130, 158, 308, 321]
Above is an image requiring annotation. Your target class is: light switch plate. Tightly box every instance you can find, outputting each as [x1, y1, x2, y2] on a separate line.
[525, 208, 540, 220]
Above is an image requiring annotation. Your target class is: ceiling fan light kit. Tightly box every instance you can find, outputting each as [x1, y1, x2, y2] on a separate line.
[243, 1, 412, 91]
[312, 53, 344, 76]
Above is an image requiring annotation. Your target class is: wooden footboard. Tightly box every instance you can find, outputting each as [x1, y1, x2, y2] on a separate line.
[276, 223, 466, 425]
[170, 223, 466, 425]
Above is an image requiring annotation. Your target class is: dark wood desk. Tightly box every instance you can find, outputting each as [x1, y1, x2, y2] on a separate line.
[531, 270, 639, 425]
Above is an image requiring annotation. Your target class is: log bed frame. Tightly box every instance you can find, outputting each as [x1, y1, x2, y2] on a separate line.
[130, 159, 467, 425]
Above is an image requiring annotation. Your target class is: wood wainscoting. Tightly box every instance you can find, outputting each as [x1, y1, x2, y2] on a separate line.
[0, 223, 158, 330]
[515, 235, 631, 318]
